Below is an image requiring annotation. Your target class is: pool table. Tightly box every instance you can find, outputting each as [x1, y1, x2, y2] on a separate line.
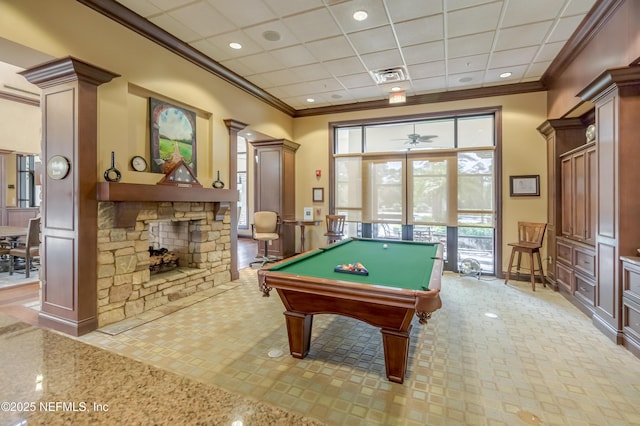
[258, 237, 443, 383]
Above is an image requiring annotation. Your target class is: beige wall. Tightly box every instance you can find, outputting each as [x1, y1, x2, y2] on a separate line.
[0, 96, 40, 154]
[1, 0, 549, 273]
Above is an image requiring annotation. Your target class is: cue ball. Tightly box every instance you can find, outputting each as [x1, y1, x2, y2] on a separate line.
[383, 244, 388, 249]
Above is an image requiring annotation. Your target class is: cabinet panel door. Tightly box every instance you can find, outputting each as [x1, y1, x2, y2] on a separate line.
[585, 146, 597, 244]
[560, 156, 573, 236]
[572, 151, 587, 241]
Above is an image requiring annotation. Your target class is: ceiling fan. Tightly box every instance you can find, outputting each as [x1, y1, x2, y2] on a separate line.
[404, 133, 438, 145]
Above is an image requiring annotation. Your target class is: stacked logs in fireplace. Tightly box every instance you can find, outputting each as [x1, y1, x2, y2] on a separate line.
[149, 247, 179, 274]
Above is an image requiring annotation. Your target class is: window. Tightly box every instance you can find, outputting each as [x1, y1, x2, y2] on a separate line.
[237, 137, 248, 229]
[332, 110, 498, 273]
[17, 154, 40, 208]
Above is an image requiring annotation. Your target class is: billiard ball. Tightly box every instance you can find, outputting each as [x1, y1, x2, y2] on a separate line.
[383, 244, 388, 249]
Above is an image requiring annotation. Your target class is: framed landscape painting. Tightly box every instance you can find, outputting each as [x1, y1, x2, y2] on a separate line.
[149, 97, 197, 175]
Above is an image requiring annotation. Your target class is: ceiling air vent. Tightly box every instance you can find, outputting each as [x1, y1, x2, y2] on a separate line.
[371, 67, 407, 84]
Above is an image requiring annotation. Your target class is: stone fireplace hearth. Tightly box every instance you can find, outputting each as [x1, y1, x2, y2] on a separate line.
[95, 183, 237, 327]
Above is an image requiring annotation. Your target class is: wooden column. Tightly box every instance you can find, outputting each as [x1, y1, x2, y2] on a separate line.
[21, 57, 119, 336]
[224, 119, 247, 280]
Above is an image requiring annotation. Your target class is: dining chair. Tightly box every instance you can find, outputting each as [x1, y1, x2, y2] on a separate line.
[324, 215, 346, 244]
[504, 221, 547, 291]
[9, 216, 41, 278]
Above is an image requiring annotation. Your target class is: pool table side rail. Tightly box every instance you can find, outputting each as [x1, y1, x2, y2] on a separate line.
[257, 268, 442, 313]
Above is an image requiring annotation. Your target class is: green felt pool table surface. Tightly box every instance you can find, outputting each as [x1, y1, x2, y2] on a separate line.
[267, 238, 441, 291]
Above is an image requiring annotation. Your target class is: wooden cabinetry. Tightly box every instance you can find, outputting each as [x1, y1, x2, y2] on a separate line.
[559, 143, 596, 244]
[578, 67, 640, 346]
[537, 119, 589, 288]
[250, 139, 299, 259]
[556, 237, 596, 315]
[621, 257, 640, 357]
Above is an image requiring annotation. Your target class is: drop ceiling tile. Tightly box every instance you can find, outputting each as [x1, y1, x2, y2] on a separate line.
[305, 36, 356, 62]
[329, 0, 390, 33]
[563, 0, 598, 16]
[344, 85, 386, 100]
[263, 0, 325, 17]
[148, 14, 202, 43]
[337, 73, 375, 89]
[148, 0, 194, 11]
[198, 31, 264, 61]
[408, 61, 446, 79]
[489, 46, 538, 68]
[447, 54, 488, 74]
[270, 45, 316, 68]
[535, 41, 564, 62]
[411, 75, 448, 93]
[282, 8, 342, 43]
[402, 41, 445, 65]
[207, 0, 277, 28]
[494, 21, 554, 51]
[447, 32, 494, 58]
[255, 68, 306, 87]
[484, 64, 527, 83]
[220, 58, 259, 77]
[235, 52, 282, 74]
[525, 61, 551, 78]
[168, 2, 235, 38]
[360, 50, 404, 71]
[190, 39, 229, 62]
[117, 0, 162, 17]
[243, 20, 301, 50]
[323, 57, 368, 77]
[394, 15, 444, 47]
[547, 15, 584, 43]
[387, 0, 443, 23]
[445, 0, 501, 12]
[290, 63, 333, 81]
[501, 0, 564, 27]
[446, 70, 485, 88]
[446, 2, 502, 38]
[348, 26, 397, 55]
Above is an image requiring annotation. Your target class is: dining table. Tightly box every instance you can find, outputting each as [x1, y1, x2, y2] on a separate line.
[0, 226, 28, 247]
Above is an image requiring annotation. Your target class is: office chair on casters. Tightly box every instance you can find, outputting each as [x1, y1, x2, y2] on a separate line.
[9, 216, 41, 278]
[250, 211, 280, 268]
[504, 221, 547, 291]
[324, 215, 345, 244]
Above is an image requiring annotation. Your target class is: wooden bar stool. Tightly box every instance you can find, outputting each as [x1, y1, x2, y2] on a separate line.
[504, 222, 547, 291]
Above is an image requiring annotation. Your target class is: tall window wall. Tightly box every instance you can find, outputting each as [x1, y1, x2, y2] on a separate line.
[237, 137, 248, 229]
[332, 109, 499, 273]
[17, 154, 40, 208]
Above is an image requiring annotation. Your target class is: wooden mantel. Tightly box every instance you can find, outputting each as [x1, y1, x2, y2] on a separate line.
[96, 182, 238, 202]
[96, 182, 239, 227]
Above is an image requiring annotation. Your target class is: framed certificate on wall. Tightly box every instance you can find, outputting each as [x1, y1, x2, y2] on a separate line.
[510, 175, 540, 196]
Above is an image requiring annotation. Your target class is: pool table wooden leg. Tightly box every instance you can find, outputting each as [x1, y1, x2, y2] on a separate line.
[381, 326, 412, 384]
[283, 311, 313, 359]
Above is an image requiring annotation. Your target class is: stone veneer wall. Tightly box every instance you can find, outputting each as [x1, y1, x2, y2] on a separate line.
[96, 201, 231, 327]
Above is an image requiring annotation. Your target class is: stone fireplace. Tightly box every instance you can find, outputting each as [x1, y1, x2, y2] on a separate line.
[95, 183, 237, 327]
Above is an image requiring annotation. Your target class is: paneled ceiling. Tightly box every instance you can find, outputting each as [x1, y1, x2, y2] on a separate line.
[111, 0, 597, 112]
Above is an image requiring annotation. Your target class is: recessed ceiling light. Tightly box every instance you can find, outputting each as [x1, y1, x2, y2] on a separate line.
[485, 312, 498, 318]
[391, 86, 402, 92]
[306, 98, 315, 103]
[353, 10, 368, 21]
[500, 72, 512, 78]
[229, 42, 242, 50]
[262, 30, 281, 42]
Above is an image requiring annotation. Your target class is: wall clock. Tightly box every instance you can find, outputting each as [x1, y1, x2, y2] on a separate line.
[46, 155, 70, 180]
[130, 155, 147, 172]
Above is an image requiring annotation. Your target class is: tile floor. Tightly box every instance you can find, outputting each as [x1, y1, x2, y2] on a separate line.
[73, 269, 640, 426]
